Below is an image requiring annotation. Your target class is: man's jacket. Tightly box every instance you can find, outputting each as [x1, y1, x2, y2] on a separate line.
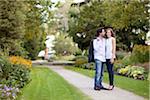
[88, 40, 94, 63]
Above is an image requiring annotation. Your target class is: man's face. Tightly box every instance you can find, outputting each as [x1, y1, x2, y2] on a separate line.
[100, 29, 105, 37]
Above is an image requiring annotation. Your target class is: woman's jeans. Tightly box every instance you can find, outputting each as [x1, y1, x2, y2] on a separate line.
[94, 59, 104, 88]
[106, 59, 114, 86]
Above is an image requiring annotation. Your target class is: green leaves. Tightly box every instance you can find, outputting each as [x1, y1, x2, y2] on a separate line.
[54, 33, 78, 55]
[0, 0, 25, 55]
[68, 0, 149, 50]
[0, 56, 31, 88]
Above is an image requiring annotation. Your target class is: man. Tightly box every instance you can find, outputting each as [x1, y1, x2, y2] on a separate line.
[93, 27, 107, 90]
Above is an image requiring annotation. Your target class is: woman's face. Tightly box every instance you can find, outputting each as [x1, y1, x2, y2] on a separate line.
[106, 30, 112, 38]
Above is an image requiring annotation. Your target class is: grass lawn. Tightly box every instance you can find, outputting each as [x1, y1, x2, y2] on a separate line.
[65, 66, 149, 99]
[17, 67, 90, 100]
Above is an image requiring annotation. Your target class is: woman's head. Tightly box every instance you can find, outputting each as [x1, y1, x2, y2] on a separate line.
[96, 27, 105, 37]
[106, 28, 115, 38]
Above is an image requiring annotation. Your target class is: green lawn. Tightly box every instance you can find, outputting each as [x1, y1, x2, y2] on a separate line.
[17, 67, 90, 100]
[65, 66, 149, 99]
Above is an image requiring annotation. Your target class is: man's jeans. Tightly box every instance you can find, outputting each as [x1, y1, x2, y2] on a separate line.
[94, 59, 104, 88]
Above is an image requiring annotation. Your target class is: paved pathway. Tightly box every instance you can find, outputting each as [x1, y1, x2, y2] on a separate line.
[47, 66, 146, 100]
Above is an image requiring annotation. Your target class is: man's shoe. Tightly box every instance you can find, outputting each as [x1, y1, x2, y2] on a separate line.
[94, 87, 100, 91]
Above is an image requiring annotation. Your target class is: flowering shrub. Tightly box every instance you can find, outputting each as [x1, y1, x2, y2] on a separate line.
[0, 84, 20, 100]
[118, 67, 129, 75]
[0, 56, 31, 88]
[9, 56, 32, 68]
[118, 65, 146, 80]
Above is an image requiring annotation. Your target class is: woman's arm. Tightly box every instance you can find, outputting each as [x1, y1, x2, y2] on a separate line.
[112, 37, 116, 59]
[110, 37, 116, 64]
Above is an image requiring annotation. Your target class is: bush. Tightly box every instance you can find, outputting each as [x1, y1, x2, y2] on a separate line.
[130, 45, 149, 63]
[74, 49, 82, 56]
[56, 55, 75, 61]
[9, 56, 32, 69]
[114, 60, 125, 72]
[85, 63, 95, 70]
[147, 73, 150, 81]
[116, 51, 128, 60]
[121, 54, 133, 66]
[118, 65, 146, 80]
[75, 56, 88, 68]
[0, 84, 20, 100]
[129, 66, 145, 80]
[54, 34, 78, 55]
[0, 56, 31, 88]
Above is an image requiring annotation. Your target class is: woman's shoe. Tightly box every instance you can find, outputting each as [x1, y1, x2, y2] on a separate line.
[109, 85, 114, 90]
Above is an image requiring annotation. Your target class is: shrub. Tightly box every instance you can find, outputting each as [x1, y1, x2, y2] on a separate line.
[114, 60, 125, 72]
[0, 56, 31, 88]
[9, 56, 32, 69]
[118, 65, 131, 76]
[85, 63, 95, 70]
[121, 54, 133, 66]
[129, 66, 145, 80]
[130, 45, 149, 63]
[0, 84, 20, 100]
[54, 34, 78, 55]
[147, 73, 150, 81]
[74, 49, 82, 56]
[75, 56, 88, 68]
[56, 55, 75, 61]
[116, 51, 128, 60]
[118, 65, 146, 80]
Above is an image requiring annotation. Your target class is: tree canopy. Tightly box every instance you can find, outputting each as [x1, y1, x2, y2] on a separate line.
[0, 0, 56, 59]
[68, 0, 149, 51]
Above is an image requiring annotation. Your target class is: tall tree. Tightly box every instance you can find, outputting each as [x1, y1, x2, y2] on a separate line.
[0, 0, 26, 55]
[68, 1, 105, 50]
[24, 0, 54, 60]
[103, 0, 149, 50]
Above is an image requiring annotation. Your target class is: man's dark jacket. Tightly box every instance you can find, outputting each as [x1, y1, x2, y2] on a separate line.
[88, 40, 94, 63]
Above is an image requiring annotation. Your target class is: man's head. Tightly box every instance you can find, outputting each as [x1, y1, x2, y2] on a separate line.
[96, 27, 105, 37]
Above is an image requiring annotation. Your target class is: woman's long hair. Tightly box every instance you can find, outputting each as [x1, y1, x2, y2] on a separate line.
[106, 28, 115, 38]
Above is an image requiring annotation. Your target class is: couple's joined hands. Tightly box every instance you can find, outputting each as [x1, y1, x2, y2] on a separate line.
[110, 58, 114, 64]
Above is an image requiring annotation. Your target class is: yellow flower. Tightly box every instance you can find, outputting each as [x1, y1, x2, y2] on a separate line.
[9, 56, 32, 68]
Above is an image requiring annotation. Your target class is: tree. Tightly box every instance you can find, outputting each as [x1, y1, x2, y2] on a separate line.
[0, 0, 26, 56]
[23, 0, 54, 60]
[68, 1, 105, 50]
[103, 0, 149, 50]
[68, 0, 149, 51]
[54, 33, 78, 55]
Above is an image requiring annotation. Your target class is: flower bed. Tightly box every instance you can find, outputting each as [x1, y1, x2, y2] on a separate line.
[118, 65, 147, 80]
[0, 84, 20, 100]
[9, 56, 32, 69]
[0, 56, 32, 99]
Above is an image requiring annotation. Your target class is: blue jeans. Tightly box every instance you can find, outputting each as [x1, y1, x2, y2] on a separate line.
[106, 59, 114, 85]
[94, 59, 104, 88]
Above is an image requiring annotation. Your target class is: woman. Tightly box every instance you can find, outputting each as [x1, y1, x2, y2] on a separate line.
[105, 28, 116, 90]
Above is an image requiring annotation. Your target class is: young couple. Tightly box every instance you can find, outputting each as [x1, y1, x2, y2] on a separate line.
[88, 27, 116, 91]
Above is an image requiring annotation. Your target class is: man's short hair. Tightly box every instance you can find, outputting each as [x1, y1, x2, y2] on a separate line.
[96, 27, 104, 37]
